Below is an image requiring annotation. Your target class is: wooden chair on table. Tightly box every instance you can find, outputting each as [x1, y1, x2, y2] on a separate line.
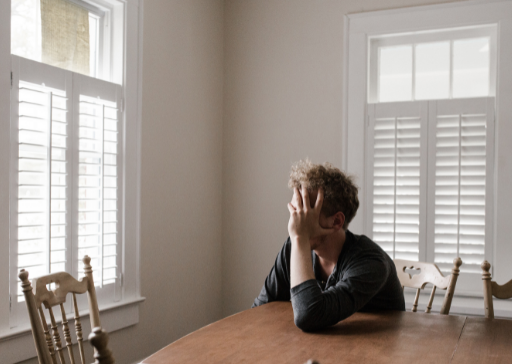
[481, 260, 512, 319]
[18, 255, 114, 364]
[394, 258, 462, 314]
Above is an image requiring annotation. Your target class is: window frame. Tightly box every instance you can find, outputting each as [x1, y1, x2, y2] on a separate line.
[368, 25, 498, 103]
[0, 0, 144, 362]
[342, 0, 512, 316]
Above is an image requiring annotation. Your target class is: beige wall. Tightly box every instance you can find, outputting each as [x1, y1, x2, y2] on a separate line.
[222, 0, 468, 317]
[127, 0, 224, 361]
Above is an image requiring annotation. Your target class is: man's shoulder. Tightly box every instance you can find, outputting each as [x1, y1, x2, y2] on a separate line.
[346, 230, 388, 256]
[343, 231, 394, 269]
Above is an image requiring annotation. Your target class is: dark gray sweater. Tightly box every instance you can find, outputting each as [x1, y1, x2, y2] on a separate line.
[252, 230, 405, 331]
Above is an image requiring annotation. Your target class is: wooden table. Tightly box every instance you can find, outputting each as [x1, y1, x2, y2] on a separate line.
[140, 302, 512, 364]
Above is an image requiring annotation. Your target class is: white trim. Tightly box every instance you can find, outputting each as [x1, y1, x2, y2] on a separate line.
[0, 0, 144, 359]
[343, 0, 512, 298]
[68, 0, 106, 17]
[0, 0, 11, 341]
[341, 15, 350, 171]
[348, 0, 509, 20]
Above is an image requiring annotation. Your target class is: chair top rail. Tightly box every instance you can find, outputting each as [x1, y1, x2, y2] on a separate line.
[481, 260, 512, 300]
[32, 272, 89, 308]
[394, 259, 452, 290]
[491, 280, 512, 299]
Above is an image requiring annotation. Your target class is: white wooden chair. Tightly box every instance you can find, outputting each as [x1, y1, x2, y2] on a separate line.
[18, 255, 112, 364]
[89, 327, 115, 364]
[481, 260, 512, 319]
[394, 258, 462, 314]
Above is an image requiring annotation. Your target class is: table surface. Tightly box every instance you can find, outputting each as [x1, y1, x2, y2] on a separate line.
[140, 302, 512, 364]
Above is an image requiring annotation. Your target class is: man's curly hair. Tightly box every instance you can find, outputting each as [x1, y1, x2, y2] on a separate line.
[288, 159, 359, 230]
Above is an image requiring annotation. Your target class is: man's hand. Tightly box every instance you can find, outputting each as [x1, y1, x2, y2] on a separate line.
[287, 186, 335, 242]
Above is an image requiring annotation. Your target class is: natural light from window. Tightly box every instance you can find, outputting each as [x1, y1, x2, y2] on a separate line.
[371, 26, 495, 103]
[11, 0, 100, 77]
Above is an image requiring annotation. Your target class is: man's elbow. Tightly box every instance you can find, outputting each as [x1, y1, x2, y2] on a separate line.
[293, 310, 319, 332]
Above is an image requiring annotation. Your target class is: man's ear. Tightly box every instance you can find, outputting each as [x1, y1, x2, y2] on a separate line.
[332, 212, 345, 231]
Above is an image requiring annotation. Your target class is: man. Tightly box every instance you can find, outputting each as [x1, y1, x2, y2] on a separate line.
[252, 159, 405, 331]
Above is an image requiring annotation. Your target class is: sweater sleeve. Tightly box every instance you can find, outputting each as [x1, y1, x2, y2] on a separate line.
[252, 238, 292, 308]
[290, 254, 390, 332]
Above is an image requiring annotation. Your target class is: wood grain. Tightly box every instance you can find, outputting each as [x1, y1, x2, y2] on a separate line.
[451, 317, 512, 364]
[141, 302, 466, 364]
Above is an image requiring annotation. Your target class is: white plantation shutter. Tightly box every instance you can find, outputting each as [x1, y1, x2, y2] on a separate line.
[9, 55, 122, 324]
[73, 73, 122, 292]
[367, 102, 428, 261]
[427, 98, 494, 291]
[366, 98, 495, 294]
[10, 56, 72, 306]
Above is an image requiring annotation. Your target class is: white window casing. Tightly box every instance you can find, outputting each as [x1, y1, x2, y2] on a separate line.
[0, 1, 144, 362]
[344, 0, 512, 316]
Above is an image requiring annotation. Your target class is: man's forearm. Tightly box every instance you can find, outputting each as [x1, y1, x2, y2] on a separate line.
[290, 237, 315, 288]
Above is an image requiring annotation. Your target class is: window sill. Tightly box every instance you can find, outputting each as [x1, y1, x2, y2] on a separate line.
[403, 290, 512, 318]
[0, 296, 145, 363]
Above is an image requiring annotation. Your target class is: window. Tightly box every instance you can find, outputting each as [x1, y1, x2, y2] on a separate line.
[11, 0, 118, 81]
[368, 26, 496, 103]
[344, 0, 512, 314]
[0, 0, 142, 361]
[9, 56, 123, 321]
[365, 26, 496, 292]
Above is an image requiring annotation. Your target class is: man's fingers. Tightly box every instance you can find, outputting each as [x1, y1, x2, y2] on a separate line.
[301, 185, 310, 210]
[287, 203, 296, 214]
[315, 188, 325, 210]
[293, 187, 303, 209]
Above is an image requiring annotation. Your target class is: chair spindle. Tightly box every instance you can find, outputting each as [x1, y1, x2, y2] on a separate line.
[439, 257, 462, 314]
[481, 260, 494, 319]
[425, 286, 436, 313]
[412, 288, 421, 312]
[48, 306, 66, 364]
[83, 256, 101, 329]
[19, 269, 53, 364]
[60, 303, 76, 364]
[39, 306, 58, 364]
[73, 293, 86, 364]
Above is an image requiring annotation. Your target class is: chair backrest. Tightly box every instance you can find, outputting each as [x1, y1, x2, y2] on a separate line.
[481, 260, 512, 319]
[18, 255, 105, 364]
[394, 258, 462, 314]
[89, 327, 115, 364]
